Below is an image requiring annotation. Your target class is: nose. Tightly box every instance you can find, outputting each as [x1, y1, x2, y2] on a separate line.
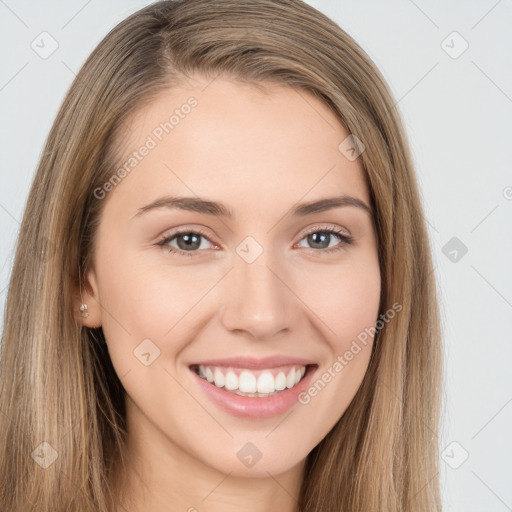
[219, 255, 297, 340]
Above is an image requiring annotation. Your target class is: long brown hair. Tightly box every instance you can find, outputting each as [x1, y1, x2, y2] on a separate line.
[0, 1, 442, 510]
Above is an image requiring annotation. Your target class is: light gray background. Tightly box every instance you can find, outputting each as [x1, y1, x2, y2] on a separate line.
[1, 1, 511, 510]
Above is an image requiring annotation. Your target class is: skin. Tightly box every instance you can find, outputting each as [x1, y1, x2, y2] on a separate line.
[76, 76, 381, 512]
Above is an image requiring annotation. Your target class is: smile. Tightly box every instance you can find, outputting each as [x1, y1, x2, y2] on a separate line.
[193, 364, 307, 397]
[189, 357, 318, 419]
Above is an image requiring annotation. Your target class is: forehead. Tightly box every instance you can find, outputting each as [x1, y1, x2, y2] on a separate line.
[107, 77, 370, 214]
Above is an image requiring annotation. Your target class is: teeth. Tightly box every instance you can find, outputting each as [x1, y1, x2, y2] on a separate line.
[225, 371, 238, 391]
[286, 368, 295, 389]
[239, 371, 257, 393]
[196, 364, 308, 396]
[257, 372, 275, 394]
[274, 372, 286, 391]
[213, 368, 225, 388]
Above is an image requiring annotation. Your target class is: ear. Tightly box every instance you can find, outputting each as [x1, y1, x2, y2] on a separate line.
[73, 267, 102, 328]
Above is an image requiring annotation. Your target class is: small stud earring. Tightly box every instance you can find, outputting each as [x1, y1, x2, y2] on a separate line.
[79, 303, 89, 318]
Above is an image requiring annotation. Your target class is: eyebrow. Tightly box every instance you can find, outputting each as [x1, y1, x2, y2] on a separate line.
[132, 194, 372, 219]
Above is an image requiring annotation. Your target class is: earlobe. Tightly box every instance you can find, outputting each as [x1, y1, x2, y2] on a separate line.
[74, 268, 102, 328]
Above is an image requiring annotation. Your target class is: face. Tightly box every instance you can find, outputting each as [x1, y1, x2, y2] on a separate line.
[79, 76, 381, 480]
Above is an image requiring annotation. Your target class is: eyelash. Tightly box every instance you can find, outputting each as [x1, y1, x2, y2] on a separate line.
[156, 225, 354, 258]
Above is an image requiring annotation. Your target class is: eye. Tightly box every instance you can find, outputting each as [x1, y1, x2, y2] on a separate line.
[295, 226, 353, 255]
[156, 227, 217, 257]
[156, 225, 353, 257]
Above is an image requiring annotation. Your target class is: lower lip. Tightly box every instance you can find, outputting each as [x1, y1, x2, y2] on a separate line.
[190, 365, 317, 419]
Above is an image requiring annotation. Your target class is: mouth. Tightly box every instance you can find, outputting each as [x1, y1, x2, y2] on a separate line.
[188, 358, 318, 419]
[190, 363, 310, 397]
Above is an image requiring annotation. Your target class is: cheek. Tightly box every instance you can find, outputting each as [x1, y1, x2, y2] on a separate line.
[294, 257, 380, 435]
[91, 247, 172, 367]
[94, 247, 220, 365]
[300, 256, 381, 349]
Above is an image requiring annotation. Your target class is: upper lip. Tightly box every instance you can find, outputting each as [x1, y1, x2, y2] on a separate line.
[190, 355, 316, 370]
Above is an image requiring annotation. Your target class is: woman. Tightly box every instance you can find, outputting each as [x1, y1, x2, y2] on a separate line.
[0, 1, 442, 510]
